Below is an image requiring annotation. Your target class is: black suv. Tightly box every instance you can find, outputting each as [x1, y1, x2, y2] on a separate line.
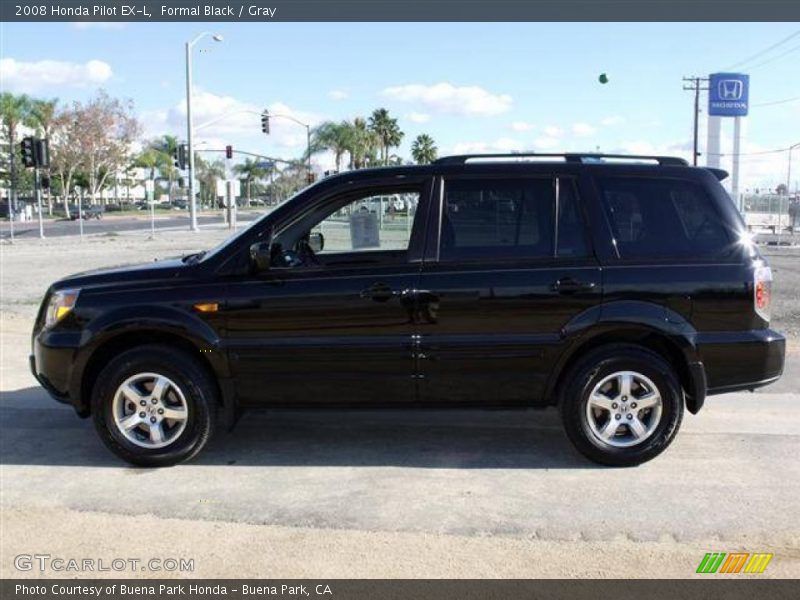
[31, 154, 785, 467]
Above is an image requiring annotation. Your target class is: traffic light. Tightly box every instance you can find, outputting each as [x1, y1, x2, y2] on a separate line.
[174, 143, 188, 170]
[225, 145, 233, 159]
[20, 137, 36, 168]
[306, 172, 316, 184]
[34, 139, 49, 168]
[261, 110, 269, 134]
[41, 175, 51, 189]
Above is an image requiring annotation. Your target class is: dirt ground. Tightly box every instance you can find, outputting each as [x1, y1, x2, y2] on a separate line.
[1, 228, 798, 579]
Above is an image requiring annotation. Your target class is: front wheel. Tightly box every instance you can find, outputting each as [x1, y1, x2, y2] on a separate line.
[560, 344, 684, 466]
[91, 345, 217, 467]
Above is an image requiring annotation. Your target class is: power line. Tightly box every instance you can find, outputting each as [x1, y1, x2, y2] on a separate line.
[747, 42, 800, 71]
[752, 95, 800, 108]
[722, 29, 800, 70]
[707, 143, 800, 158]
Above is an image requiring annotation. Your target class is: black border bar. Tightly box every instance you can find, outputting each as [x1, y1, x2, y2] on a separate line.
[2, 579, 799, 600]
[2, 1, 800, 22]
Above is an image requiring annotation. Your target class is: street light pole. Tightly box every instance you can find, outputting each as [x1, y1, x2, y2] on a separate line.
[306, 123, 311, 178]
[185, 32, 223, 232]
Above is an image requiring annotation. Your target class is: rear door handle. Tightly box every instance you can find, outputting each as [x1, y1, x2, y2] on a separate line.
[551, 277, 597, 294]
[360, 282, 401, 302]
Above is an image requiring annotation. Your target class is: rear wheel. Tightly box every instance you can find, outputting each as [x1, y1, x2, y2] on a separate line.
[560, 344, 684, 466]
[91, 345, 216, 467]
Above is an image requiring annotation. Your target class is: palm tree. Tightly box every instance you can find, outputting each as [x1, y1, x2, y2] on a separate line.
[133, 147, 161, 181]
[269, 160, 307, 201]
[0, 92, 34, 214]
[309, 121, 352, 172]
[347, 118, 379, 169]
[234, 158, 268, 205]
[154, 134, 179, 203]
[195, 156, 225, 208]
[30, 98, 57, 139]
[411, 134, 438, 164]
[368, 108, 404, 165]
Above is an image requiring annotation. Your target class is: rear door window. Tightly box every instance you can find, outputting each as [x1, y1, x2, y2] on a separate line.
[439, 177, 589, 261]
[597, 177, 734, 259]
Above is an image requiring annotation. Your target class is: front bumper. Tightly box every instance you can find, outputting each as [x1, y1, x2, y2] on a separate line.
[697, 328, 785, 395]
[30, 328, 88, 415]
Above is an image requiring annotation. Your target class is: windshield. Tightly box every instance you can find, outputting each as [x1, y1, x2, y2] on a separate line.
[197, 210, 272, 263]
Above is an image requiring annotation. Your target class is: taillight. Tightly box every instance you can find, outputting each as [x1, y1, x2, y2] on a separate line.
[754, 265, 772, 322]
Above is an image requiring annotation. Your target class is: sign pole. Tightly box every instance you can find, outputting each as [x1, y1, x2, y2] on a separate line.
[35, 167, 44, 239]
[706, 116, 721, 169]
[8, 200, 14, 244]
[731, 116, 741, 212]
[78, 193, 84, 241]
[708, 73, 749, 211]
[147, 177, 155, 239]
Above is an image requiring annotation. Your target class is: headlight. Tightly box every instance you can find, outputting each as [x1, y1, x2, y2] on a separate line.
[45, 289, 80, 327]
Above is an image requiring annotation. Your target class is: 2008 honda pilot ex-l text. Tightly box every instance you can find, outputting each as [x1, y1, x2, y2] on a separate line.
[30, 154, 785, 467]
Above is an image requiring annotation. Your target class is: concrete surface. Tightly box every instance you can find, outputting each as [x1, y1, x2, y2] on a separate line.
[1, 229, 799, 578]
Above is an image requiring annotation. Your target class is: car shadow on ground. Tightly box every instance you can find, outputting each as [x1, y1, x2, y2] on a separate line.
[0, 386, 594, 470]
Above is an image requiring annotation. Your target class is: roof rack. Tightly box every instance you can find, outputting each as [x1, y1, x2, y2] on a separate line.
[434, 153, 689, 166]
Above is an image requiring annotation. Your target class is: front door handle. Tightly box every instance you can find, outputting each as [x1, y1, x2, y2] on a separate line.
[551, 277, 597, 294]
[360, 282, 400, 302]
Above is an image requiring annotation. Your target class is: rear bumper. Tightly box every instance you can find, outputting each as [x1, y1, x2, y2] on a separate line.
[696, 329, 785, 395]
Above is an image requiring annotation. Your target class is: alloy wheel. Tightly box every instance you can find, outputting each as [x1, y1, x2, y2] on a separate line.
[111, 372, 189, 449]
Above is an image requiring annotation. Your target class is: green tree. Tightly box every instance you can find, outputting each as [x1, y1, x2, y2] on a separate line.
[133, 147, 161, 181]
[347, 118, 379, 169]
[0, 92, 34, 213]
[233, 158, 268, 205]
[30, 98, 58, 138]
[30, 98, 58, 213]
[154, 134, 179, 203]
[368, 108, 404, 166]
[309, 121, 352, 172]
[195, 155, 225, 208]
[411, 134, 438, 165]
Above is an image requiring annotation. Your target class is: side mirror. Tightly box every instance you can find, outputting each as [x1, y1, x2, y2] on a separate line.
[308, 231, 325, 253]
[249, 241, 272, 271]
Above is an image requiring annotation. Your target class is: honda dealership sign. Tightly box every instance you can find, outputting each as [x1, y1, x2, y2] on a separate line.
[709, 73, 749, 117]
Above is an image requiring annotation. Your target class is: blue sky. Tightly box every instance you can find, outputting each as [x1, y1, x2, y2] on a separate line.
[1, 21, 799, 188]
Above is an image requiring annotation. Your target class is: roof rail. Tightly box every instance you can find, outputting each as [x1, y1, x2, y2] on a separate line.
[434, 153, 689, 166]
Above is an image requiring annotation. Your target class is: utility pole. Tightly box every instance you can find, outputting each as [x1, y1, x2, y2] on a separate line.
[683, 76, 709, 166]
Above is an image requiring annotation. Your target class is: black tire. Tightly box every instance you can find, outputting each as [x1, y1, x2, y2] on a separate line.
[559, 344, 684, 466]
[91, 344, 217, 467]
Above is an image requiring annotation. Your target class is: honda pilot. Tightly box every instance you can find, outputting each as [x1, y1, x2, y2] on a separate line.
[30, 154, 785, 467]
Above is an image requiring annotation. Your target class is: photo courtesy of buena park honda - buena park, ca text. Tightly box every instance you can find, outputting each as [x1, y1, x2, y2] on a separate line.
[0, 1, 799, 598]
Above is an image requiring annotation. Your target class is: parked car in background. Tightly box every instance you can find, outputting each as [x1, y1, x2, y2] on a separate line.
[68, 204, 103, 220]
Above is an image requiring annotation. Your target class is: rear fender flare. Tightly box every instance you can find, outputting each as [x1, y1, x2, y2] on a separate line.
[549, 301, 705, 412]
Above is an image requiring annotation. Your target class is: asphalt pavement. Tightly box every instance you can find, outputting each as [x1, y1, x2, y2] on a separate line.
[0, 212, 262, 240]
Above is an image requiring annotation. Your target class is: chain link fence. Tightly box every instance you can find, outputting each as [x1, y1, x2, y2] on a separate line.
[739, 194, 799, 235]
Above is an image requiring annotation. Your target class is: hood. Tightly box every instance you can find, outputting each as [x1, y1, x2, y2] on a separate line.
[52, 257, 188, 290]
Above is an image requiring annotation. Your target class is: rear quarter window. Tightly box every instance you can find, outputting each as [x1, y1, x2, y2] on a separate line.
[597, 177, 735, 260]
